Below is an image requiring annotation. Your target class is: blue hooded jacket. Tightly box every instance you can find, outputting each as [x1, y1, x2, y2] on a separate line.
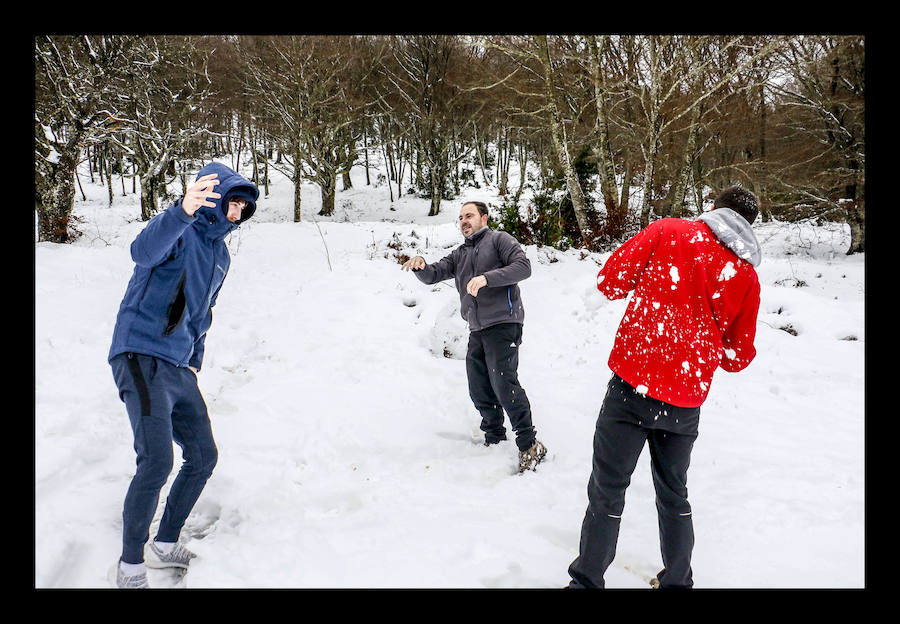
[108, 162, 259, 370]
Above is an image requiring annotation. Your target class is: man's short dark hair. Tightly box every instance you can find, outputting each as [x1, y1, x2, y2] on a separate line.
[714, 186, 759, 224]
[463, 201, 490, 217]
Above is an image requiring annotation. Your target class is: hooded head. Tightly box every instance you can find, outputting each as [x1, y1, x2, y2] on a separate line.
[712, 185, 759, 225]
[193, 162, 260, 231]
[222, 186, 258, 224]
[696, 184, 762, 266]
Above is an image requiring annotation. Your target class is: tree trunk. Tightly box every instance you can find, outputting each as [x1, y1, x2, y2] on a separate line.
[428, 163, 441, 216]
[36, 147, 79, 243]
[363, 127, 371, 185]
[233, 116, 244, 173]
[106, 148, 115, 206]
[619, 157, 633, 212]
[474, 125, 493, 185]
[263, 133, 270, 196]
[639, 131, 661, 228]
[292, 141, 303, 222]
[248, 123, 259, 187]
[318, 170, 336, 216]
[396, 136, 407, 193]
[139, 172, 159, 221]
[589, 35, 627, 239]
[380, 142, 394, 203]
[845, 165, 864, 254]
[293, 171, 303, 222]
[671, 102, 704, 218]
[514, 141, 528, 203]
[415, 150, 424, 191]
[75, 166, 87, 202]
[537, 35, 592, 246]
[498, 130, 510, 196]
[639, 37, 663, 229]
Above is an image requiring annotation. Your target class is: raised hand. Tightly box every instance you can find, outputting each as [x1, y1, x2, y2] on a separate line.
[181, 174, 221, 217]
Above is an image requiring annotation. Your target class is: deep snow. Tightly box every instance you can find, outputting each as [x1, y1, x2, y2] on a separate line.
[34, 154, 864, 588]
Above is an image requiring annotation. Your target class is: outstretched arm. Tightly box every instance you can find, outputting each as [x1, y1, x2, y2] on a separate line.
[402, 251, 457, 285]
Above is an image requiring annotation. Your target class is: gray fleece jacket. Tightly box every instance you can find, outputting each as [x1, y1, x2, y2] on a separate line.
[414, 227, 531, 331]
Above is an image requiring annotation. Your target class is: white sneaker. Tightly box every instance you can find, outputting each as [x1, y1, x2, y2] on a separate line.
[115, 561, 149, 589]
[145, 540, 197, 569]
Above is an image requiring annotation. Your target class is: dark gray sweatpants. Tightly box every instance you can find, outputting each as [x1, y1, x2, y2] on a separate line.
[568, 374, 700, 589]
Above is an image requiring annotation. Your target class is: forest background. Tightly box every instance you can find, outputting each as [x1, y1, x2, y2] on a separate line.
[34, 34, 865, 255]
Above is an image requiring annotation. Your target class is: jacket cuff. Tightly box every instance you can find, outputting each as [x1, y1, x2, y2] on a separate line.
[170, 198, 197, 224]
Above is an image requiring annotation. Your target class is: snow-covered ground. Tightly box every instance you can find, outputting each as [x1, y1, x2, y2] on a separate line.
[34, 154, 864, 588]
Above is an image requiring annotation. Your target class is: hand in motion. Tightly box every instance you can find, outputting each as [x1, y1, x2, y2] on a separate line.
[466, 275, 487, 296]
[181, 174, 221, 217]
[401, 256, 426, 271]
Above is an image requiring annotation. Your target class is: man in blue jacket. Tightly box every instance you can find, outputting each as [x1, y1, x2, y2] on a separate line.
[402, 201, 547, 473]
[108, 162, 258, 588]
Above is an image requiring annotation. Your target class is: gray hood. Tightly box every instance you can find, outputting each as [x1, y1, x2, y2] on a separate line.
[697, 208, 762, 267]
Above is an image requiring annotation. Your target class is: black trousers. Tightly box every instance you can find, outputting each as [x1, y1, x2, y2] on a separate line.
[568, 374, 700, 589]
[466, 322, 536, 451]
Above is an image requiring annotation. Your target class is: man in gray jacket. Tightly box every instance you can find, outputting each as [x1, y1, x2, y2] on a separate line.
[402, 201, 547, 472]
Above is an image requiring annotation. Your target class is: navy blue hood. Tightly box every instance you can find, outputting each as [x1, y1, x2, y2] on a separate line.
[194, 162, 259, 230]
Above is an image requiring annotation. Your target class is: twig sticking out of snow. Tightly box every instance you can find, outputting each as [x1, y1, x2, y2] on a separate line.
[312, 216, 333, 272]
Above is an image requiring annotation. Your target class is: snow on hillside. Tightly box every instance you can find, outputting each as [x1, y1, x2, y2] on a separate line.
[34, 156, 864, 588]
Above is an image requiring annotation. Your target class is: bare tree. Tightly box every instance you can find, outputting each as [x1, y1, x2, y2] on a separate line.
[604, 35, 784, 228]
[767, 35, 865, 253]
[34, 35, 137, 241]
[117, 36, 218, 220]
[588, 34, 629, 237]
[375, 35, 481, 216]
[482, 35, 595, 245]
[241, 36, 381, 220]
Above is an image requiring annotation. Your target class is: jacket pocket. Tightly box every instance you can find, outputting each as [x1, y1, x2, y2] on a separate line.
[163, 272, 187, 336]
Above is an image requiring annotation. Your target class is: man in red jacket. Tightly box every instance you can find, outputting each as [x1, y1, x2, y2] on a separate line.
[567, 186, 762, 589]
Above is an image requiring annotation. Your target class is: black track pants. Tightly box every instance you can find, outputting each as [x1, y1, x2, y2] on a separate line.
[568, 374, 700, 589]
[465, 323, 536, 451]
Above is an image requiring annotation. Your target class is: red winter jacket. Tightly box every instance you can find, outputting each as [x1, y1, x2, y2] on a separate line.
[597, 213, 761, 408]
